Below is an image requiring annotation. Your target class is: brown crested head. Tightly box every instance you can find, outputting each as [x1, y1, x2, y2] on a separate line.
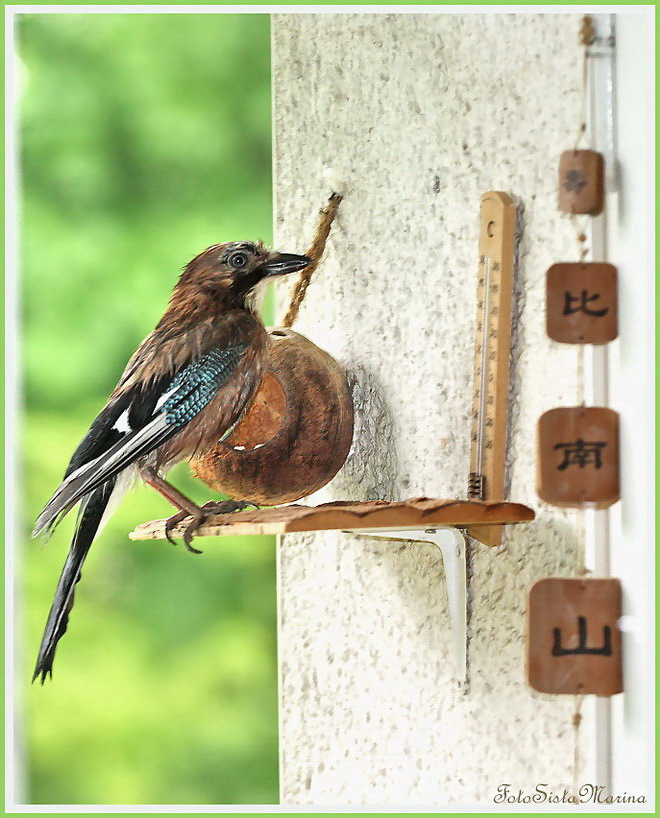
[174, 241, 310, 309]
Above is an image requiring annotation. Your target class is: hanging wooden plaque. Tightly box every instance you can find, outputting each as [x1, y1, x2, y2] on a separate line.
[558, 150, 605, 215]
[528, 577, 623, 695]
[537, 407, 620, 508]
[547, 263, 618, 344]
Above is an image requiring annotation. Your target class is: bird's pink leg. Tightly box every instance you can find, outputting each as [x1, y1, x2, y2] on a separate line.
[141, 468, 205, 553]
[141, 468, 201, 514]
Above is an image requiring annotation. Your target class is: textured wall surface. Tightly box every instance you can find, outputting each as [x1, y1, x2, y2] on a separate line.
[272, 13, 589, 806]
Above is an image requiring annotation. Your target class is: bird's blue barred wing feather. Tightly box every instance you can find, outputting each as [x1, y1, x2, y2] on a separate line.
[33, 342, 247, 537]
[162, 346, 245, 427]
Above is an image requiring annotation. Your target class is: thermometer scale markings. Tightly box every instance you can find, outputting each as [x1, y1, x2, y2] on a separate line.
[472, 258, 502, 465]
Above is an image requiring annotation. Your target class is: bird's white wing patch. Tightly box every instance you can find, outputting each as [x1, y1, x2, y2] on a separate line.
[112, 409, 131, 434]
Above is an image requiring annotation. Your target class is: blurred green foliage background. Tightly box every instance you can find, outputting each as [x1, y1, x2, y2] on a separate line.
[18, 13, 278, 804]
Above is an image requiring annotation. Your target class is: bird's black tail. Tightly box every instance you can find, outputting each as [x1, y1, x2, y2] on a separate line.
[33, 479, 116, 683]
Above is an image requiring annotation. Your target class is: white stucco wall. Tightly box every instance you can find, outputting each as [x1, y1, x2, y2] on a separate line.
[272, 13, 591, 806]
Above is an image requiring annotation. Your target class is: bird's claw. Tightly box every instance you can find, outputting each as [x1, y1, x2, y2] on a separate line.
[200, 499, 258, 515]
[164, 509, 189, 545]
[164, 509, 203, 554]
[163, 499, 258, 554]
[181, 520, 204, 555]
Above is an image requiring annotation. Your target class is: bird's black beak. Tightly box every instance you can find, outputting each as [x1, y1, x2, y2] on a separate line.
[259, 252, 311, 278]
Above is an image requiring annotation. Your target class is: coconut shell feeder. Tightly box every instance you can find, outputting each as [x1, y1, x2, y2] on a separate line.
[191, 327, 354, 505]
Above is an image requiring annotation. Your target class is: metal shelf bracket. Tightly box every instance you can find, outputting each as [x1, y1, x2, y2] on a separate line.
[348, 526, 467, 686]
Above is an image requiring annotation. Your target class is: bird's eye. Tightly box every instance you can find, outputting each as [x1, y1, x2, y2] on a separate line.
[228, 252, 249, 270]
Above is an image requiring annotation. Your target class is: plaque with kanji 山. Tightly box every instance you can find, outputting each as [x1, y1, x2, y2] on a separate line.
[528, 578, 622, 695]
[547, 263, 618, 344]
[537, 407, 620, 508]
[558, 149, 605, 216]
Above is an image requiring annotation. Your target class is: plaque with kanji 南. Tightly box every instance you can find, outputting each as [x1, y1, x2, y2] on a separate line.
[537, 406, 620, 508]
[547, 263, 618, 344]
[528, 577, 622, 695]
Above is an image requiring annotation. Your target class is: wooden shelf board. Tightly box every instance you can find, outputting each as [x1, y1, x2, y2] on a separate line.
[130, 497, 535, 541]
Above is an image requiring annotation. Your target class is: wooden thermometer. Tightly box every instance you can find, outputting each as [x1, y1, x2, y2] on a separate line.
[467, 191, 516, 547]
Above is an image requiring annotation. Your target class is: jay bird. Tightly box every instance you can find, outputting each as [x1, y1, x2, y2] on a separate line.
[32, 241, 310, 682]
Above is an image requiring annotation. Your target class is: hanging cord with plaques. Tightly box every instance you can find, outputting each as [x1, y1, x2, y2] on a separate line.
[570, 15, 598, 801]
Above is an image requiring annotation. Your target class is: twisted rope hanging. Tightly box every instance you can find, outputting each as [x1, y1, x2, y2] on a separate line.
[282, 192, 343, 328]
